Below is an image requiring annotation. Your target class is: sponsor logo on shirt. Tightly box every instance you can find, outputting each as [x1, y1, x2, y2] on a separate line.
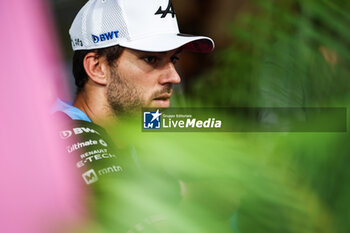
[82, 169, 98, 185]
[60, 127, 101, 139]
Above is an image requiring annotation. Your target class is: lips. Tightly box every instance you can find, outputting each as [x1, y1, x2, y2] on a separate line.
[153, 94, 171, 100]
[151, 93, 172, 108]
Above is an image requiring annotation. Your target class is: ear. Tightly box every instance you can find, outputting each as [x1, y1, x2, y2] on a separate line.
[83, 52, 109, 86]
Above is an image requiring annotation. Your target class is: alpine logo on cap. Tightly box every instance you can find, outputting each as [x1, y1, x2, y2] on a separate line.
[155, 0, 176, 18]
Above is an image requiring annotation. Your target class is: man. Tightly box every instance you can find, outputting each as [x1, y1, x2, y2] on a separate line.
[52, 1, 214, 231]
[53, 0, 214, 184]
[59, 0, 213, 121]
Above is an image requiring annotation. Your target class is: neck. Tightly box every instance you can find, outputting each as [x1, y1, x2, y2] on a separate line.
[73, 84, 116, 127]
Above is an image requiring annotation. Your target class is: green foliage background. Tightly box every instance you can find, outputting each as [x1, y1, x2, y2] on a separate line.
[192, 0, 350, 108]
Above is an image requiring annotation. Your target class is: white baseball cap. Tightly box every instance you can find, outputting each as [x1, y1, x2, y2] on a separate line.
[69, 0, 214, 53]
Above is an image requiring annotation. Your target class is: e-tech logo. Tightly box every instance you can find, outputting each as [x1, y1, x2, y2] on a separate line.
[143, 110, 162, 129]
[92, 30, 119, 44]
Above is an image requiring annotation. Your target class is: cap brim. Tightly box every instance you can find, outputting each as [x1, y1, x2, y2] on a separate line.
[119, 33, 214, 53]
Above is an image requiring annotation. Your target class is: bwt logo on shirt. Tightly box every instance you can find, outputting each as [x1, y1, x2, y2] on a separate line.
[143, 110, 162, 129]
[92, 30, 119, 43]
[60, 127, 100, 139]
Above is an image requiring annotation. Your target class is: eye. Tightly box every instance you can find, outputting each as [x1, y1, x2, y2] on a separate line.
[143, 56, 157, 64]
[171, 56, 180, 65]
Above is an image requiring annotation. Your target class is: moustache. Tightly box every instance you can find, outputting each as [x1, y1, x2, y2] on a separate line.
[150, 85, 173, 99]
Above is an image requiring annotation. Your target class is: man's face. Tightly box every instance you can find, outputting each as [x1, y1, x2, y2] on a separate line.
[106, 48, 181, 114]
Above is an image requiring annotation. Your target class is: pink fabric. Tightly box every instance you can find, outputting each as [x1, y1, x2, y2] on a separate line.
[0, 1, 84, 232]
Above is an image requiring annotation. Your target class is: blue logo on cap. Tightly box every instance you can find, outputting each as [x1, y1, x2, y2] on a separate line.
[143, 110, 162, 129]
[92, 30, 119, 44]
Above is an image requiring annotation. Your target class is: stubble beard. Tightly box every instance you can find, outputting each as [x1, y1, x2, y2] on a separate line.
[107, 67, 144, 115]
[107, 66, 174, 116]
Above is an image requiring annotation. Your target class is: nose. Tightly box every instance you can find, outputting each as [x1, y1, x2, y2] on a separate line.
[158, 62, 181, 85]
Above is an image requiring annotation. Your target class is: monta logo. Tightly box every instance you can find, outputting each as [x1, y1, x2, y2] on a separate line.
[92, 30, 119, 44]
[82, 169, 98, 185]
[155, 0, 176, 18]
